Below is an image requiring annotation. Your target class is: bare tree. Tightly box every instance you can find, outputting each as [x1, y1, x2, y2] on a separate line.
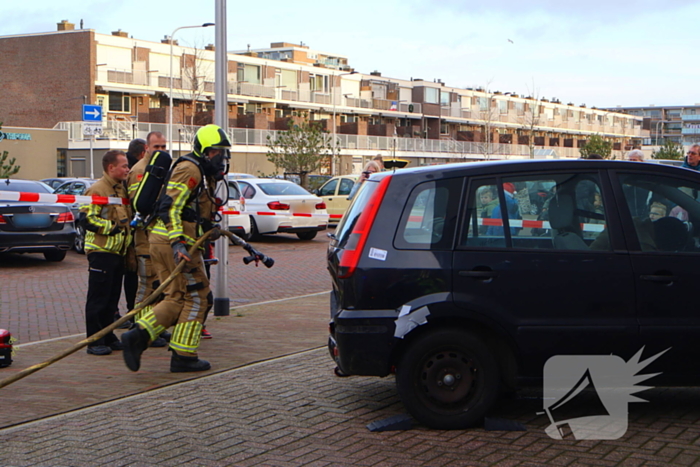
[476, 82, 499, 160]
[181, 44, 213, 127]
[521, 83, 542, 159]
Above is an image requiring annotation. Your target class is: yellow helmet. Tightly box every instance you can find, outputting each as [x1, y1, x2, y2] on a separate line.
[193, 124, 231, 157]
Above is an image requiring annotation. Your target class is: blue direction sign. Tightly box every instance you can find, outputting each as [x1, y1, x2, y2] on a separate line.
[82, 104, 102, 122]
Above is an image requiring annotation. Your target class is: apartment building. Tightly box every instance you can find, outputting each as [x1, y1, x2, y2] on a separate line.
[609, 105, 700, 148]
[0, 21, 647, 177]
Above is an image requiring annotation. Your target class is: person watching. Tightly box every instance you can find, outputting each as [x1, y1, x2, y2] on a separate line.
[682, 144, 700, 171]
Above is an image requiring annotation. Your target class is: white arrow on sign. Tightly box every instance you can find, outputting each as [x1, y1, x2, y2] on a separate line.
[86, 108, 101, 119]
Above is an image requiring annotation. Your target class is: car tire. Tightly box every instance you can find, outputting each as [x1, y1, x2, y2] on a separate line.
[44, 250, 67, 262]
[75, 225, 86, 255]
[396, 329, 500, 430]
[248, 216, 262, 241]
[296, 231, 317, 241]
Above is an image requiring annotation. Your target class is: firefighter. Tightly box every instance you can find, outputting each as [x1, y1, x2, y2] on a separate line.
[121, 124, 230, 372]
[125, 132, 169, 347]
[81, 150, 132, 355]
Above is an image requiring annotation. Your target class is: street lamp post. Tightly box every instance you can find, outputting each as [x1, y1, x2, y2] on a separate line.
[655, 119, 668, 147]
[168, 22, 214, 152]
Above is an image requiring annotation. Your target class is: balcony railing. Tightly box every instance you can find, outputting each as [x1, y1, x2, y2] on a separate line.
[54, 120, 597, 160]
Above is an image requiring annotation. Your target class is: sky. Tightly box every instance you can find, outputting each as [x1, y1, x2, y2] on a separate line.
[2, 0, 699, 109]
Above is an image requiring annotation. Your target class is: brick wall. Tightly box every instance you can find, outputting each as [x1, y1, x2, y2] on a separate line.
[0, 30, 95, 128]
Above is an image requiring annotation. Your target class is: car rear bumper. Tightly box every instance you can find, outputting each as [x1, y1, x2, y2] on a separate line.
[330, 309, 397, 377]
[0, 230, 76, 253]
[277, 224, 327, 234]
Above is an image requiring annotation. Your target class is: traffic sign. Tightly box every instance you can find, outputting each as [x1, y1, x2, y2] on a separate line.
[82, 122, 103, 136]
[82, 104, 102, 122]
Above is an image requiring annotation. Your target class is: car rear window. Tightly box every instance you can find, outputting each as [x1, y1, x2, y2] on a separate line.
[0, 181, 53, 193]
[335, 179, 380, 248]
[257, 182, 310, 196]
[394, 178, 462, 250]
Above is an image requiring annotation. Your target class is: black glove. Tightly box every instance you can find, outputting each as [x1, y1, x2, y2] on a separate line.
[107, 225, 122, 236]
[171, 241, 191, 264]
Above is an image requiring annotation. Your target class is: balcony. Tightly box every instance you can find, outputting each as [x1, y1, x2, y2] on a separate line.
[682, 114, 700, 122]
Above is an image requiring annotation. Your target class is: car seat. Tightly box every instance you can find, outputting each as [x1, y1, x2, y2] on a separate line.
[652, 216, 688, 252]
[548, 194, 588, 250]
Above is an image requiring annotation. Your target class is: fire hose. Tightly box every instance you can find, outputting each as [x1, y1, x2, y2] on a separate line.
[0, 228, 273, 389]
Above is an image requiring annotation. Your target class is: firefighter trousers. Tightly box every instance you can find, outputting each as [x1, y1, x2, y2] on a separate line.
[136, 239, 212, 357]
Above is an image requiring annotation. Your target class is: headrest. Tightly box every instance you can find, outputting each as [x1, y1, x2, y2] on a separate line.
[548, 194, 574, 230]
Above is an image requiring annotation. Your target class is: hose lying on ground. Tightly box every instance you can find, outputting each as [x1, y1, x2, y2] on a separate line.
[0, 228, 273, 390]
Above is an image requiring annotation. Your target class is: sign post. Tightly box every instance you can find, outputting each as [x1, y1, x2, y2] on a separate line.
[82, 105, 103, 179]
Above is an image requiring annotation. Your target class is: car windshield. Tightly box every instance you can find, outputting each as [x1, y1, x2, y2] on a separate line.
[257, 182, 310, 196]
[0, 180, 53, 193]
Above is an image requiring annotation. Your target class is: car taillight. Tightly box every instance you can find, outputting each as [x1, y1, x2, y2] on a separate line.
[267, 201, 290, 210]
[0, 214, 5, 225]
[56, 212, 75, 223]
[315, 201, 326, 210]
[338, 176, 391, 279]
[240, 196, 246, 207]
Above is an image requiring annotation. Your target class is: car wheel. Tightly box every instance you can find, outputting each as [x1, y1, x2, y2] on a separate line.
[248, 216, 261, 241]
[44, 250, 67, 262]
[296, 231, 317, 241]
[74, 225, 86, 254]
[396, 329, 500, 429]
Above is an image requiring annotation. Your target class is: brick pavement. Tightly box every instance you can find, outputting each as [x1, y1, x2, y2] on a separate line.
[2, 348, 700, 466]
[0, 233, 331, 344]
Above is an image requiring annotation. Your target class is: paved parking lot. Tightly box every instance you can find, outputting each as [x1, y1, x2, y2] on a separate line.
[2, 348, 700, 466]
[2, 231, 700, 465]
[0, 233, 331, 344]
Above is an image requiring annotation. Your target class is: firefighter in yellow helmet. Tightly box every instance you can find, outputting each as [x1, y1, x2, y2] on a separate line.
[121, 124, 230, 372]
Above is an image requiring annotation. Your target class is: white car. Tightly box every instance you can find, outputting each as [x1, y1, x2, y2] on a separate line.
[237, 178, 329, 240]
[225, 179, 251, 240]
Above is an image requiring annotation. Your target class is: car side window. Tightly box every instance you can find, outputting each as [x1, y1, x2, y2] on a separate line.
[395, 178, 461, 250]
[462, 179, 507, 248]
[619, 173, 700, 252]
[239, 182, 255, 199]
[54, 184, 70, 195]
[71, 183, 86, 195]
[462, 173, 609, 251]
[339, 178, 354, 196]
[319, 179, 338, 197]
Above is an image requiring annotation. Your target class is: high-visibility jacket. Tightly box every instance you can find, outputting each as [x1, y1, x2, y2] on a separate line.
[81, 173, 132, 255]
[127, 156, 151, 256]
[150, 155, 216, 247]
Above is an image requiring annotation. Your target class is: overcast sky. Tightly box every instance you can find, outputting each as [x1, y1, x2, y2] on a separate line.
[2, 0, 698, 108]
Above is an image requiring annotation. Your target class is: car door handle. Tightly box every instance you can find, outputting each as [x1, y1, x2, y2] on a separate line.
[640, 274, 677, 283]
[459, 270, 498, 278]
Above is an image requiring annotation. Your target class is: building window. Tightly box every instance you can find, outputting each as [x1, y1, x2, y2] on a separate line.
[108, 92, 131, 113]
[149, 97, 161, 109]
[424, 87, 439, 104]
[57, 150, 67, 177]
[440, 92, 450, 106]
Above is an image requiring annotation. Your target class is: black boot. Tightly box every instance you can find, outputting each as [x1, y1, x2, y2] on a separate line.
[121, 326, 150, 372]
[170, 352, 211, 373]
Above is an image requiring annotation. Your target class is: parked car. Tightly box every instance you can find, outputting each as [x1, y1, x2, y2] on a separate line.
[278, 173, 332, 192]
[237, 178, 328, 240]
[41, 177, 81, 190]
[0, 179, 76, 262]
[52, 179, 97, 254]
[226, 178, 251, 240]
[315, 175, 357, 224]
[228, 173, 256, 180]
[327, 159, 700, 429]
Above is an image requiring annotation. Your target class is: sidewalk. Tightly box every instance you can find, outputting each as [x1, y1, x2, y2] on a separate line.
[0, 292, 330, 429]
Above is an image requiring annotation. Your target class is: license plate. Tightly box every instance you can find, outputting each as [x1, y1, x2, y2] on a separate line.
[12, 214, 52, 229]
